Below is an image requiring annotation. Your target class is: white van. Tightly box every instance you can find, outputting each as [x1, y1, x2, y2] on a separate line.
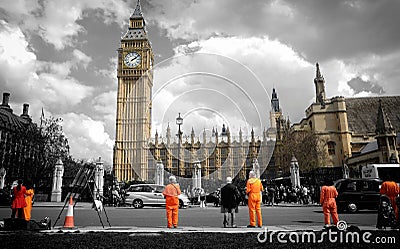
[361, 164, 400, 181]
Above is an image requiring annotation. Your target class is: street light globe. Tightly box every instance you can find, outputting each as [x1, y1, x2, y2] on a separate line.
[176, 112, 183, 125]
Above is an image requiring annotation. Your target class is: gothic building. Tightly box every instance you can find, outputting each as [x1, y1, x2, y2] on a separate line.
[113, 1, 154, 181]
[147, 126, 275, 182]
[0, 92, 40, 180]
[113, 1, 277, 182]
[292, 63, 400, 176]
[346, 99, 400, 169]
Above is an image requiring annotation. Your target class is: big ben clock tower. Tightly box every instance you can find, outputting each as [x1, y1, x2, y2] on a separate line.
[113, 0, 154, 181]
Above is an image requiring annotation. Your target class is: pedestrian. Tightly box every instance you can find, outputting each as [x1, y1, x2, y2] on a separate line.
[112, 186, 121, 206]
[319, 179, 339, 227]
[11, 179, 27, 219]
[220, 177, 240, 228]
[246, 171, 263, 228]
[310, 185, 315, 204]
[267, 186, 276, 206]
[162, 175, 181, 228]
[380, 175, 399, 220]
[199, 188, 206, 208]
[302, 186, 309, 205]
[23, 180, 34, 221]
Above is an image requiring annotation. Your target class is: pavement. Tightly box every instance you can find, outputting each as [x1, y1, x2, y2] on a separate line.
[3, 202, 378, 233]
[45, 224, 381, 234]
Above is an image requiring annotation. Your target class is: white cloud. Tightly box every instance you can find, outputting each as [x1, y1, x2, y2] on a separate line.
[95, 56, 117, 81]
[37, 72, 93, 107]
[72, 49, 92, 69]
[152, 36, 313, 135]
[0, 20, 93, 113]
[62, 112, 114, 162]
[92, 91, 116, 115]
[1, 0, 130, 50]
[0, 20, 36, 66]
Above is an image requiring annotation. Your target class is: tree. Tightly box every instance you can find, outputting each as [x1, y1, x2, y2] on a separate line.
[32, 116, 70, 192]
[275, 129, 328, 175]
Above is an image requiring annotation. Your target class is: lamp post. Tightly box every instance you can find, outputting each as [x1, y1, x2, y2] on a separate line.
[176, 113, 183, 177]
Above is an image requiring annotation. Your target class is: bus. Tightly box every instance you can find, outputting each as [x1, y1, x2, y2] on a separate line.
[361, 164, 400, 182]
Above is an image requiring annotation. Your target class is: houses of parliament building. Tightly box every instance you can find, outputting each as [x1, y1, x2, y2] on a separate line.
[113, 1, 400, 183]
[112, 1, 279, 182]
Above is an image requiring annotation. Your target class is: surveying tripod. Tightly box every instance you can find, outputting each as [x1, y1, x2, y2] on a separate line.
[53, 166, 111, 228]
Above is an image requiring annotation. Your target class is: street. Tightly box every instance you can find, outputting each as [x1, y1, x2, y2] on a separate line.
[0, 204, 377, 228]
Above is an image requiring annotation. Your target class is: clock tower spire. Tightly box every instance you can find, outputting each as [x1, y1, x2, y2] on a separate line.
[113, 0, 154, 181]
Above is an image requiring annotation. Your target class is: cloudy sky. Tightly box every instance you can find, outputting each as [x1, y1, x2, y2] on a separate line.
[1, 0, 399, 166]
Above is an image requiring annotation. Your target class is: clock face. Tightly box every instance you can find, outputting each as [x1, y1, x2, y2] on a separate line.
[124, 52, 141, 68]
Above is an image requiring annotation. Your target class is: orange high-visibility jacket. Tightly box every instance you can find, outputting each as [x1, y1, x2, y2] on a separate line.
[380, 181, 399, 197]
[246, 178, 263, 201]
[319, 186, 338, 204]
[380, 181, 399, 213]
[163, 183, 181, 207]
[24, 189, 34, 221]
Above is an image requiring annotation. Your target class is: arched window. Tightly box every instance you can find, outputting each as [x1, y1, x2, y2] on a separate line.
[327, 141, 336, 155]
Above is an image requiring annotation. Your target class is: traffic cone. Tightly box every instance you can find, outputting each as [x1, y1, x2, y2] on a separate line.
[63, 196, 74, 228]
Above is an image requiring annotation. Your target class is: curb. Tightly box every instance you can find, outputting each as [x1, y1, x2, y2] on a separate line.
[39, 225, 379, 234]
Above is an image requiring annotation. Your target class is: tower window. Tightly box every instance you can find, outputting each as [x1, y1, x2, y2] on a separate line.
[327, 141, 336, 155]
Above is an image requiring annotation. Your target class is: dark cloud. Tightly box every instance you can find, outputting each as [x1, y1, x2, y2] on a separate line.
[288, 0, 400, 61]
[347, 76, 385, 95]
[145, 0, 400, 62]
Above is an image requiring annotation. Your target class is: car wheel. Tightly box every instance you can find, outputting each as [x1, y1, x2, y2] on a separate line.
[132, 199, 143, 209]
[347, 202, 358, 213]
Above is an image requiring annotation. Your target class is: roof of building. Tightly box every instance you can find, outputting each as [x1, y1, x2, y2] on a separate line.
[131, 0, 143, 19]
[0, 107, 31, 132]
[359, 135, 400, 155]
[345, 96, 400, 135]
[123, 0, 147, 40]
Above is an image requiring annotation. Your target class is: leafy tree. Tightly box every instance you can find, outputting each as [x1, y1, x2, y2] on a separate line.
[32, 116, 70, 192]
[275, 128, 328, 176]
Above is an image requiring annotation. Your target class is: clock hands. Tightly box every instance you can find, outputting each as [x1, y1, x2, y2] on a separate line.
[130, 55, 139, 63]
[124, 52, 141, 67]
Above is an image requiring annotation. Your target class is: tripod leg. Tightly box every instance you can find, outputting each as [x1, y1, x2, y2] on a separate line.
[102, 205, 112, 227]
[53, 194, 70, 228]
[84, 170, 105, 228]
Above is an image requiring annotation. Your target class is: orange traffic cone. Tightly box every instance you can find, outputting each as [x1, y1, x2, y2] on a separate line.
[63, 196, 74, 228]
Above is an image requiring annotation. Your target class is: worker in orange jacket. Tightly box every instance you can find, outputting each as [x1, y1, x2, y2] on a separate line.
[162, 175, 181, 228]
[246, 171, 263, 227]
[320, 179, 339, 227]
[380, 178, 399, 220]
[23, 181, 34, 221]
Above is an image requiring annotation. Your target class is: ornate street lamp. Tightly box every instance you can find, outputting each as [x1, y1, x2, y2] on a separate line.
[176, 113, 183, 176]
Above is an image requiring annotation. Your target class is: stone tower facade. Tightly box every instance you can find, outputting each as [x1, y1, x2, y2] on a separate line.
[292, 63, 353, 167]
[113, 0, 154, 181]
[314, 63, 326, 106]
[375, 100, 399, 163]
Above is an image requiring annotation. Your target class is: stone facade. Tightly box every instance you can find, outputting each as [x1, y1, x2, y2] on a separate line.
[0, 92, 40, 181]
[292, 63, 400, 175]
[113, 1, 154, 182]
[147, 126, 275, 182]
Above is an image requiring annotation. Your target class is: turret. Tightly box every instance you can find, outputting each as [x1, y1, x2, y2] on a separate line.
[314, 63, 326, 107]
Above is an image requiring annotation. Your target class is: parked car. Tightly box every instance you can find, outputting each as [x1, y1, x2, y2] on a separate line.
[124, 184, 189, 209]
[334, 178, 382, 213]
